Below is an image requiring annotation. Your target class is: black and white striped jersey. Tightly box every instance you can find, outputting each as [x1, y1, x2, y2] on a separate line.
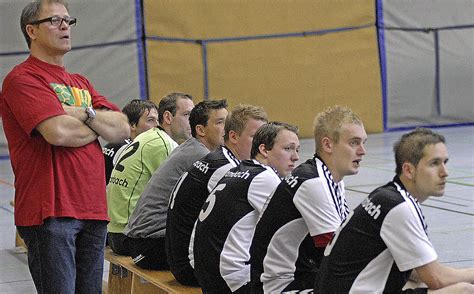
[318, 176, 437, 293]
[192, 159, 281, 293]
[165, 146, 239, 279]
[249, 156, 348, 293]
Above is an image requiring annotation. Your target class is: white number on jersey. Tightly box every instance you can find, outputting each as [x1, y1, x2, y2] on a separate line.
[198, 183, 226, 222]
[169, 172, 189, 209]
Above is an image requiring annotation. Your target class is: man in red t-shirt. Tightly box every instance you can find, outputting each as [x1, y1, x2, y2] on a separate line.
[0, 1, 129, 293]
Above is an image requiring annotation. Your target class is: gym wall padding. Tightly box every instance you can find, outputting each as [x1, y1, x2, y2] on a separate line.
[144, 0, 383, 137]
[380, 0, 474, 130]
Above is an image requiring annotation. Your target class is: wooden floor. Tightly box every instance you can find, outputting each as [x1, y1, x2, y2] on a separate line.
[0, 126, 473, 293]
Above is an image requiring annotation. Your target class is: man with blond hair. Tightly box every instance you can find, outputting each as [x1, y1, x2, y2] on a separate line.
[249, 106, 367, 293]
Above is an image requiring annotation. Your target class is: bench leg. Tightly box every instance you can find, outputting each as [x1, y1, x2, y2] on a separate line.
[131, 274, 167, 294]
[107, 263, 132, 294]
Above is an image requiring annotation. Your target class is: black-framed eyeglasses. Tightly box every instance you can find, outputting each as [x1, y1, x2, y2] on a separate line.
[29, 16, 77, 27]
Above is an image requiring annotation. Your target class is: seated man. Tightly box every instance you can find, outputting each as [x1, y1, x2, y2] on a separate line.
[318, 128, 474, 293]
[249, 106, 367, 293]
[106, 93, 194, 256]
[192, 122, 300, 293]
[166, 104, 267, 286]
[157, 92, 194, 145]
[123, 99, 228, 270]
[103, 99, 159, 184]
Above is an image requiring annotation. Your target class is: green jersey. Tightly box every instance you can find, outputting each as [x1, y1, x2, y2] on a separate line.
[107, 127, 178, 233]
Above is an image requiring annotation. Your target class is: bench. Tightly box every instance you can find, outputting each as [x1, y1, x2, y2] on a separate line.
[9, 200, 27, 252]
[104, 247, 202, 294]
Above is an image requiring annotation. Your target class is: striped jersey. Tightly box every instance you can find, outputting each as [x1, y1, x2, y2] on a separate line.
[318, 176, 437, 293]
[249, 156, 348, 293]
[192, 159, 281, 293]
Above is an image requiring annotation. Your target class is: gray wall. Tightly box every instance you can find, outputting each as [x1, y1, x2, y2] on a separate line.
[382, 0, 474, 129]
[0, 0, 143, 145]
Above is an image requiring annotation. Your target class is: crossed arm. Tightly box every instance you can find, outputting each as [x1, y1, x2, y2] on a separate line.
[37, 105, 129, 147]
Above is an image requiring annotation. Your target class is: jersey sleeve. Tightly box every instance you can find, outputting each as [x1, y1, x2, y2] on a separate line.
[381, 203, 437, 272]
[247, 168, 281, 213]
[294, 178, 342, 237]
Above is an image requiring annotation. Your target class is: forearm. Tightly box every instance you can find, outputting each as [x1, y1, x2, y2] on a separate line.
[417, 261, 474, 289]
[442, 267, 474, 284]
[63, 119, 98, 147]
[63, 105, 130, 143]
[37, 115, 98, 147]
[87, 109, 130, 143]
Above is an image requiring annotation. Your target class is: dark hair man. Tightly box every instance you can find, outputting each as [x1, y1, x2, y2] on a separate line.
[318, 128, 474, 293]
[123, 99, 229, 270]
[166, 104, 268, 286]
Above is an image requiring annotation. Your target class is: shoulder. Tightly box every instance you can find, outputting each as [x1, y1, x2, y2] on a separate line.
[3, 62, 42, 91]
[251, 164, 280, 188]
[137, 129, 176, 146]
[368, 182, 404, 207]
[295, 159, 320, 178]
[282, 160, 320, 190]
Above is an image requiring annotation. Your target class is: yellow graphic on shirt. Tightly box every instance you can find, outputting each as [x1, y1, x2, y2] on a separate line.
[50, 83, 91, 107]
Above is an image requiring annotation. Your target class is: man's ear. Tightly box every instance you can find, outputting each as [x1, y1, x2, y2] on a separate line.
[163, 111, 173, 125]
[195, 124, 205, 137]
[228, 130, 238, 144]
[402, 162, 416, 180]
[26, 24, 37, 42]
[321, 137, 333, 153]
[258, 143, 268, 158]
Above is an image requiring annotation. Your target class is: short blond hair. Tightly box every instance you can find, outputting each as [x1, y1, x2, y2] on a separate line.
[224, 104, 267, 141]
[313, 105, 363, 155]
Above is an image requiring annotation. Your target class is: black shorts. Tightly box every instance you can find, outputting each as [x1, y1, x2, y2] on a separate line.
[128, 237, 169, 270]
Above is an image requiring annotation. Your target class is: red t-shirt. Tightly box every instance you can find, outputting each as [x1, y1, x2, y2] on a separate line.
[0, 55, 120, 226]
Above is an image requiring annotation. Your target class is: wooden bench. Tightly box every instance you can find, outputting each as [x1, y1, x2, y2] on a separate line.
[105, 247, 202, 294]
[9, 200, 27, 252]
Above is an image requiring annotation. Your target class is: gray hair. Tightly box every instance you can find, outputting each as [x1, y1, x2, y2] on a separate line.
[21, 0, 69, 48]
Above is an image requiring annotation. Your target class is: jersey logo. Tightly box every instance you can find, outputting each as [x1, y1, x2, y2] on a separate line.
[103, 147, 115, 157]
[361, 198, 381, 220]
[109, 176, 129, 187]
[284, 174, 298, 188]
[193, 160, 209, 174]
[50, 83, 91, 107]
[225, 169, 250, 180]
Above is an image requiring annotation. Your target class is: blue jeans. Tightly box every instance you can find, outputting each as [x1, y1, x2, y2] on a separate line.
[17, 217, 107, 294]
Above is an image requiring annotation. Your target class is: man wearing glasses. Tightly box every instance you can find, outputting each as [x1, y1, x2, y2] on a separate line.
[0, 1, 129, 293]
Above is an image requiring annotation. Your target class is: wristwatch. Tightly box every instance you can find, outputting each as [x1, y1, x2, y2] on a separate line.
[85, 106, 96, 125]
